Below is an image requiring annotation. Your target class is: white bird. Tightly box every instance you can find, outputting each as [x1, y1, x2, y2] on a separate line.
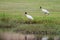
[25, 12, 33, 20]
[40, 6, 49, 15]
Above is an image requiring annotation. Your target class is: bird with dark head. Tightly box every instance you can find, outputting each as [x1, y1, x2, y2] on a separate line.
[40, 6, 49, 15]
[24, 12, 34, 24]
[25, 12, 33, 20]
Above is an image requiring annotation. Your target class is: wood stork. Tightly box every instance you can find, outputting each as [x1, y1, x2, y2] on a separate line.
[25, 12, 33, 24]
[40, 6, 49, 15]
[25, 12, 33, 20]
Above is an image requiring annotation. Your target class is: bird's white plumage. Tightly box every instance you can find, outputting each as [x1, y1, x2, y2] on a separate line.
[42, 9, 49, 14]
[25, 14, 33, 20]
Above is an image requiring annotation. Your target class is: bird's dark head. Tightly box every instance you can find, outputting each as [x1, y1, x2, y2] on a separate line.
[40, 6, 42, 9]
[25, 12, 27, 14]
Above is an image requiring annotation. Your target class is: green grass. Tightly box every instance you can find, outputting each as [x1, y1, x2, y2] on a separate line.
[0, 0, 60, 36]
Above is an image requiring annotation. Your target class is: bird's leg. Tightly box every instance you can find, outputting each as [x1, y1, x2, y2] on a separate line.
[45, 12, 49, 15]
[44, 12, 47, 15]
[48, 13, 49, 15]
[29, 19, 33, 24]
[29, 19, 32, 24]
[28, 19, 31, 24]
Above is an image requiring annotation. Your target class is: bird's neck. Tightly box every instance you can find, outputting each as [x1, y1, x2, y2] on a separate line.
[25, 14, 27, 15]
[26, 14, 28, 15]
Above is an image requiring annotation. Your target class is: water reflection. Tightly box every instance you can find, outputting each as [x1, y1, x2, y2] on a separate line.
[0, 32, 60, 40]
[42, 36, 48, 40]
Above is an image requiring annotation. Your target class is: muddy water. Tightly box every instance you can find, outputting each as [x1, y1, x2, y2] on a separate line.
[0, 32, 35, 40]
[0, 32, 60, 40]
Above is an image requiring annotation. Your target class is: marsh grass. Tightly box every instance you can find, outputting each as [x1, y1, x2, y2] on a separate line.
[0, 13, 60, 35]
[0, 0, 60, 36]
